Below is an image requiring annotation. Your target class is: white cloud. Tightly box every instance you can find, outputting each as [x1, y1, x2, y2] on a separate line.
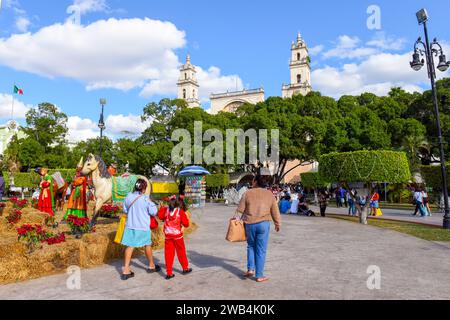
[0, 93, 30, 119]
[66, 114, 151, 143]
[309, 45, 324, 56]
[0, 17, 244, 100]
[312, 51, 449, 98]
[71, 0, 108, 14]
[66, 116, 98, 142]
[105, 114, 150, 136]
[323, 35, 378, 59]
[0, 18, 186, 91]
[15, 16, 31, 32]
[140, 64, 244, 102]
[367, 32, 407, 51]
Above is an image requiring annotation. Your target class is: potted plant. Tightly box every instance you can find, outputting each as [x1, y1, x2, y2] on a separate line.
[67, 215, 94, 239]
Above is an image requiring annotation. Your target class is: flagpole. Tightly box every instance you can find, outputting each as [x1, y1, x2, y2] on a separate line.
[11, 82, 15, 122]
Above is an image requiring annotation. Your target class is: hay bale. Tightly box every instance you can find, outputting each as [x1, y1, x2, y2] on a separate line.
[0, 209, 198, 285]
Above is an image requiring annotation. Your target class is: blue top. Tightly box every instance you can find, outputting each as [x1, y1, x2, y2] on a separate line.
[340, 188, 347, 198]
[123, 192, 157, 231]
[279, 199, 291, 214]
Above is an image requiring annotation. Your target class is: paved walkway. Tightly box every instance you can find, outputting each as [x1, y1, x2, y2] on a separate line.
[310, 205, 445, 226]
[1, 204, 450, 300]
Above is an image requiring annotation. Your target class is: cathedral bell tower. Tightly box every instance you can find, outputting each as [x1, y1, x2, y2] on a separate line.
[282, 33, 312, 98]
[177, 54, 201, 108]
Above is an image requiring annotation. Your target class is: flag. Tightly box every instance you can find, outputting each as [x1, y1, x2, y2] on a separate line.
[13, 85, 24, 95]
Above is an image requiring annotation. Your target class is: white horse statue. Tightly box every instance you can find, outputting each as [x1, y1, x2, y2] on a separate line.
[81, 154, 151, 226]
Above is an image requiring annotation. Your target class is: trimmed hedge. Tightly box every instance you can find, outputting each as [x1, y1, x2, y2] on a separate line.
[319, 150, 411, 184]
[3, 169, 77, 189]
[420, 164, 450, 192]
[300, 172, 328, 188]
[206, 174, 230, 188]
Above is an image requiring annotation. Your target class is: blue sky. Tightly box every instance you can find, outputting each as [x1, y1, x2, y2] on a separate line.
[0, 0, 449, 141]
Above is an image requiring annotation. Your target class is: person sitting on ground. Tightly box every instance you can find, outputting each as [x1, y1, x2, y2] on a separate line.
[279, 196, 291, 215]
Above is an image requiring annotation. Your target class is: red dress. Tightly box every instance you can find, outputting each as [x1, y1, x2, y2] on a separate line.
[38, 180, 54, 216]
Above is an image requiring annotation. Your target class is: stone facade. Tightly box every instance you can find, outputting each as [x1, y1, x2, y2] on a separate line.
[210, 88, 265, 115]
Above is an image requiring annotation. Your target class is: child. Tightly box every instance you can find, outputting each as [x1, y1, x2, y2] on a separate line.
[158, 195, 192, 280]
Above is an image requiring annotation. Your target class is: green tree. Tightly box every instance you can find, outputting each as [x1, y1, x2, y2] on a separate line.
[22, 103, 68, 150]
[319, 150, 411, 224]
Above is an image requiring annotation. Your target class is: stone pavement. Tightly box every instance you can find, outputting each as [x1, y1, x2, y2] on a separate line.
[1, 203, 450, 300]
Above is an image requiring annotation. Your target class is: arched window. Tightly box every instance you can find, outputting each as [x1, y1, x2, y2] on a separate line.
[183, 89, 186, 99]
[297, 74, 301, 84]
[297, 53, 301, 61]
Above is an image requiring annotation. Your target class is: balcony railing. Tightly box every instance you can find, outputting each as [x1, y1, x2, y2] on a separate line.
[210, 87, 264, 99]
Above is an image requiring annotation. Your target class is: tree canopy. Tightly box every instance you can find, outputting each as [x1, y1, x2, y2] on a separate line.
[3, 78, 450, 181]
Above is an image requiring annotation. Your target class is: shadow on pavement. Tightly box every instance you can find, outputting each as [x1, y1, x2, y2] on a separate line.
[188, 250, 244, 279]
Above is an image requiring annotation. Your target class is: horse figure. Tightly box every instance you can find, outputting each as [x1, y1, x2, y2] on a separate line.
[80, 154, 151, 226]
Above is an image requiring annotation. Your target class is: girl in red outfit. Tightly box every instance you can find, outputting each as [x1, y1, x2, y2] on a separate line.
[158, 196, 192, 280]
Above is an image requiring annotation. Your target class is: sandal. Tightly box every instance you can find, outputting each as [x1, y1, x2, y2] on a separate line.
[182, 268, 193, 275]
[166, 274, 175, 280]
[244, 271, 255, 278]
[121, 272, 135, 281]
[146, 265, 161, 273]
[256, 277, 269, 283]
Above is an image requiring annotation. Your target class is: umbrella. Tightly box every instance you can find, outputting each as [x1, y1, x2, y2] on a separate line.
[178, 166, 211, 177]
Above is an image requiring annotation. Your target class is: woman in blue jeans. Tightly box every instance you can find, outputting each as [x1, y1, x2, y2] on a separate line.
[237, 176, 282, 283]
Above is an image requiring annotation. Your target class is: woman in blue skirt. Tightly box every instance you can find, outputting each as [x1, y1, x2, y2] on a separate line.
[121, 179, 161, 280]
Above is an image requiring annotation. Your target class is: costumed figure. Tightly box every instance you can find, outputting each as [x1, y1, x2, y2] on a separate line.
[64, 158, 88, 220]
[36, 167, 55, 216]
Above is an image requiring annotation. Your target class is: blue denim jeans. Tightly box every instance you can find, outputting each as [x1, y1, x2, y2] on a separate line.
[245, 221, 270, 278]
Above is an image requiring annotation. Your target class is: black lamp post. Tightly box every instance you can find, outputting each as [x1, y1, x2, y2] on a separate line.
[410, 9, 450, 229]
[98, 98, 106, 159]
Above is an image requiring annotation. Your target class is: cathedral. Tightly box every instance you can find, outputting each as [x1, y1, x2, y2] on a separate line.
[176, 33, 315, 183]
[177, 33, 312, 114]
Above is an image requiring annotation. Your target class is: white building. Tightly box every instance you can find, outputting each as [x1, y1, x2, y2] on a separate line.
[177, 54, 201, 108]
[210, 88, 265, 115]
[178, 33, 312, 113]
[282, 33, 312, 99]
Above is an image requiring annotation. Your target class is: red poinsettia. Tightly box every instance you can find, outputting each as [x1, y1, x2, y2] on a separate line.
[45, 233, 66, 245]
[67, 215, 93, 235]
[7, 209, 22, 224]
[10, 197, 29, 209]
[99, 203, 122, 218]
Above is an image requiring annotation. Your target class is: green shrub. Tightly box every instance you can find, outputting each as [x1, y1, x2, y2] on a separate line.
[206, 174, 230, 188]
[3, 169, 77, 189]
[319, 150, 411, 184]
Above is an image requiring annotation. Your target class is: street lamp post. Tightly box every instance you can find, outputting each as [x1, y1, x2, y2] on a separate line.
[98, 99, 106, 158]
[410, 9, 450, 229]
